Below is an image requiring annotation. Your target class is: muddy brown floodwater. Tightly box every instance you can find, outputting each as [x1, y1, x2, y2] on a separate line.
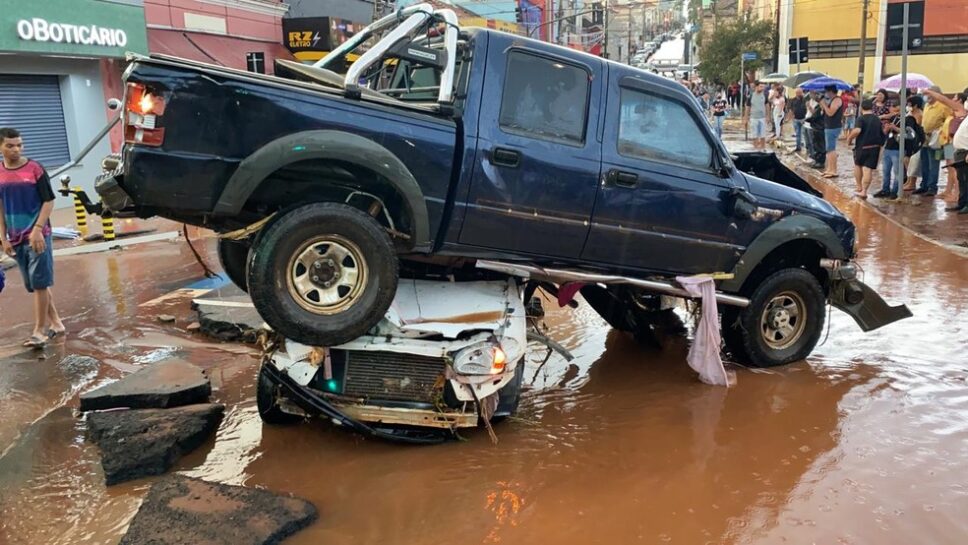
[1, 182, 966, 545]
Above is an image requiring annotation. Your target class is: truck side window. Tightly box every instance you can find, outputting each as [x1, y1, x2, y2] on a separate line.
[617, 88, 713, 170]
[498, 52, 589, 144]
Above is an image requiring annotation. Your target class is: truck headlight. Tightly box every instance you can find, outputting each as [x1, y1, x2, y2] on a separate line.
[453, 342, 508, 376]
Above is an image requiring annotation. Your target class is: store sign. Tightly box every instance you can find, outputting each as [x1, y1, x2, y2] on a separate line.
[0, 0, 147, 58]
[283, 17, 359, 55]
[17, 18, 128, 48]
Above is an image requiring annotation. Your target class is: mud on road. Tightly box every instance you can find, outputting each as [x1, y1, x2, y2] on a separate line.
[0, 193, 966, 545]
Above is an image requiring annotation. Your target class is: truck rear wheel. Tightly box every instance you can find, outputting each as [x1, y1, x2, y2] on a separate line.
[723, 268, 825, 367]
[247, 202, 398, 346]
[217, 239, 250, 293]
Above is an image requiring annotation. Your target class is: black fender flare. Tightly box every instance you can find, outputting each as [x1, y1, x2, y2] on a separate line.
[720, 214, 848, 293]
[213, 130, 430, 247]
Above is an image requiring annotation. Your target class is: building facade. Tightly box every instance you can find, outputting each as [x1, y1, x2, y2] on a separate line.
[779, 0, 968, 93]
[0, 0, 148, 200]
[145, 0, 292, 74]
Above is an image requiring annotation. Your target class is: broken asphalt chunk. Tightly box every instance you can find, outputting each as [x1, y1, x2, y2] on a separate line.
[79, 359, 211, 411]
[87, 403, 224, 485]
[119, 475, 318, 545]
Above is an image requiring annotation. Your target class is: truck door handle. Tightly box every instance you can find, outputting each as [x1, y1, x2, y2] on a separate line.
[607, 170, 638, 188]
[491, 148, 521, 168]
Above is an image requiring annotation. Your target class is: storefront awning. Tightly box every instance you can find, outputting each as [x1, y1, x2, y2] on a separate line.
[148, 29, 294, 74]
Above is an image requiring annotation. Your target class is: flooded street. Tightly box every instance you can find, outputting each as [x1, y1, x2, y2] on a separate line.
[1, 178, 966, 545]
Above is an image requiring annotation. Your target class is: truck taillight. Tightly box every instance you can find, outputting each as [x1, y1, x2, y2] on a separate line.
[124, 82, 166, 147]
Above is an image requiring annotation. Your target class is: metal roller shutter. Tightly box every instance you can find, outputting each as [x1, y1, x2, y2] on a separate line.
[0, 75, 71, 168]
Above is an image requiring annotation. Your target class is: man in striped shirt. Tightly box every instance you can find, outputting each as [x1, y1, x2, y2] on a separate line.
[0, 127, 65, 348]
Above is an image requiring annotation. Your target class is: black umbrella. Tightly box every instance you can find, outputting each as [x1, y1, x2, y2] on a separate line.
[783, 71, 825, 88]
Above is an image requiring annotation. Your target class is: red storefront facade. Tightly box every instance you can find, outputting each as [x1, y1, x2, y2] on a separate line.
[144, 0, 293, 74]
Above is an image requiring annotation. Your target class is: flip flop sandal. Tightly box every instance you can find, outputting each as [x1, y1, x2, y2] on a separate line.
[23, 336, 47, 349]
[48, 329, 65, 339]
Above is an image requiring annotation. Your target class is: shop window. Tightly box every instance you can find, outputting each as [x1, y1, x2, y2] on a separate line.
[246, 52, 266, 74]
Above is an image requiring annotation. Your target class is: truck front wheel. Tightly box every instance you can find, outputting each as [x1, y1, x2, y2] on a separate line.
[723, 268, 825, 367]
[247, 202, 399, 346]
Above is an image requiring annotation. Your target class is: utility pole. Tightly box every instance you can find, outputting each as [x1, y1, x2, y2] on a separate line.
[628, 4, 633, 63]
[603, 0, 609, 58]
[857, 0, 870, 91]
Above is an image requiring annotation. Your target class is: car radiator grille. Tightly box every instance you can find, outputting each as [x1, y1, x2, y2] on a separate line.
[343, 351, 446, 403]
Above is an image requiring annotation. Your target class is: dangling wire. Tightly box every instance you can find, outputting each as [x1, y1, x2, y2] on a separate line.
[183, 224, 218, 279]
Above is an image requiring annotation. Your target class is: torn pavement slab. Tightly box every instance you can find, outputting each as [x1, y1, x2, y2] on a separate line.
[79, 359, 211, 411]
[119, 475, 318, 545]
[192, 286, 265, 343]
[87, 403, 224, 485]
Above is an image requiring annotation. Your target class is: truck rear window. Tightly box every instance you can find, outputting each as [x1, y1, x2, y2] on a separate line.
[498, 52, 589, 145]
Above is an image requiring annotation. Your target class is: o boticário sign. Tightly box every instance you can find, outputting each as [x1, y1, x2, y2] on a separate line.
[0, 0, 147, 58]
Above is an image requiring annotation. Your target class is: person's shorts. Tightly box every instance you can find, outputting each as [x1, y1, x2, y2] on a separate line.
[824, 128, 840, 152]
[854, 147, 879, 169]
[14, 234, 54, 293]
[944, 143, 955, 161]
[844, 116, 856, 130]
[750, 118, 767, 139]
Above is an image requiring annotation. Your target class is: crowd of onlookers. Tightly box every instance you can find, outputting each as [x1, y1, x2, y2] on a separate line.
[698, 77, 967, 217]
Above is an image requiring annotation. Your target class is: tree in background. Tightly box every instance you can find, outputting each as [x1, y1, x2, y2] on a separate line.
[697, 13, 774, 86]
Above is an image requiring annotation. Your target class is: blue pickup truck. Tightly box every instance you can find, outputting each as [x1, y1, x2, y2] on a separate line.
[96, 5, 908, 368]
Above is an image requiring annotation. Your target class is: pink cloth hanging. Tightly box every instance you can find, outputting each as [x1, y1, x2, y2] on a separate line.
[676, 276, 732, 387]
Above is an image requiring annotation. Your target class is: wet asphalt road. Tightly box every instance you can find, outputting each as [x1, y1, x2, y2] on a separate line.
[0, 180, 966, 544]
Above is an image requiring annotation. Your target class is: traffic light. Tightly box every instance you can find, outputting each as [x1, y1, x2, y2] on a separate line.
[515, 5, 523, 23]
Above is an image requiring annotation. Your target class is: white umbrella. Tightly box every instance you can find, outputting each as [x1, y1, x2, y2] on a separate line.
[877, 72, 934, 91]
[760, 72, 789, 83]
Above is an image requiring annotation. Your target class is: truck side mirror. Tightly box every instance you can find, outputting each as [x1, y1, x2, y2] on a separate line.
[107, 98, 122, 111]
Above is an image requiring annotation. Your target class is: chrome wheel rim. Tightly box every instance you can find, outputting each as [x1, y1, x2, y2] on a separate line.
[760, 291, 807, 350]
[286, 235, 367, 315]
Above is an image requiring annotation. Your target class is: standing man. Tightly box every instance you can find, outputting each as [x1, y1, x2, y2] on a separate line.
[820, 84, 844, 178]
[711, 92, 728, 138]
[846, 99, 885, 199]
[0, 128, 65, 348]
[788, 87, 808, 153]
[916, 86, 951, 196]
[745, 82, 768, 150]
[770, 85, 787, 143]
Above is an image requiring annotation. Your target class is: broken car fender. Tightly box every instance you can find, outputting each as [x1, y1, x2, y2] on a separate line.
[720, 214, 851, 293]
[829, 279, 913, 332]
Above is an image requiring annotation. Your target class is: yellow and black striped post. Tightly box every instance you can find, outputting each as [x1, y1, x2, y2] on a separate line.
[71, 186, 88, 234]
[102, 215, 116, 241]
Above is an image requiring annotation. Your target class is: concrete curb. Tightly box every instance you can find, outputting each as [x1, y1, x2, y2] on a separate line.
[771, 139, 968, 258]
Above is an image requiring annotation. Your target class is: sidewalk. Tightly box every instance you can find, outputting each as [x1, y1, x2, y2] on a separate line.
[726, 122, 968, 253]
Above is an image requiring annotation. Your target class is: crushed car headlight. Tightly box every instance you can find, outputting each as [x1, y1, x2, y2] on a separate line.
[453, 341, 509, 376]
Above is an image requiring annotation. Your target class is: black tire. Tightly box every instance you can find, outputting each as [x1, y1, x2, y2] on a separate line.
[725, 268, 825, 367]
[217, 239, 250, 292]
[256, 365, 300, 425]
[247, 202, 399, 346]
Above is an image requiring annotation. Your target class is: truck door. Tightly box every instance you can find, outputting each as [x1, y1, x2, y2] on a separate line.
[458, 44, 602, 259]
[581, 76, 743, 274]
